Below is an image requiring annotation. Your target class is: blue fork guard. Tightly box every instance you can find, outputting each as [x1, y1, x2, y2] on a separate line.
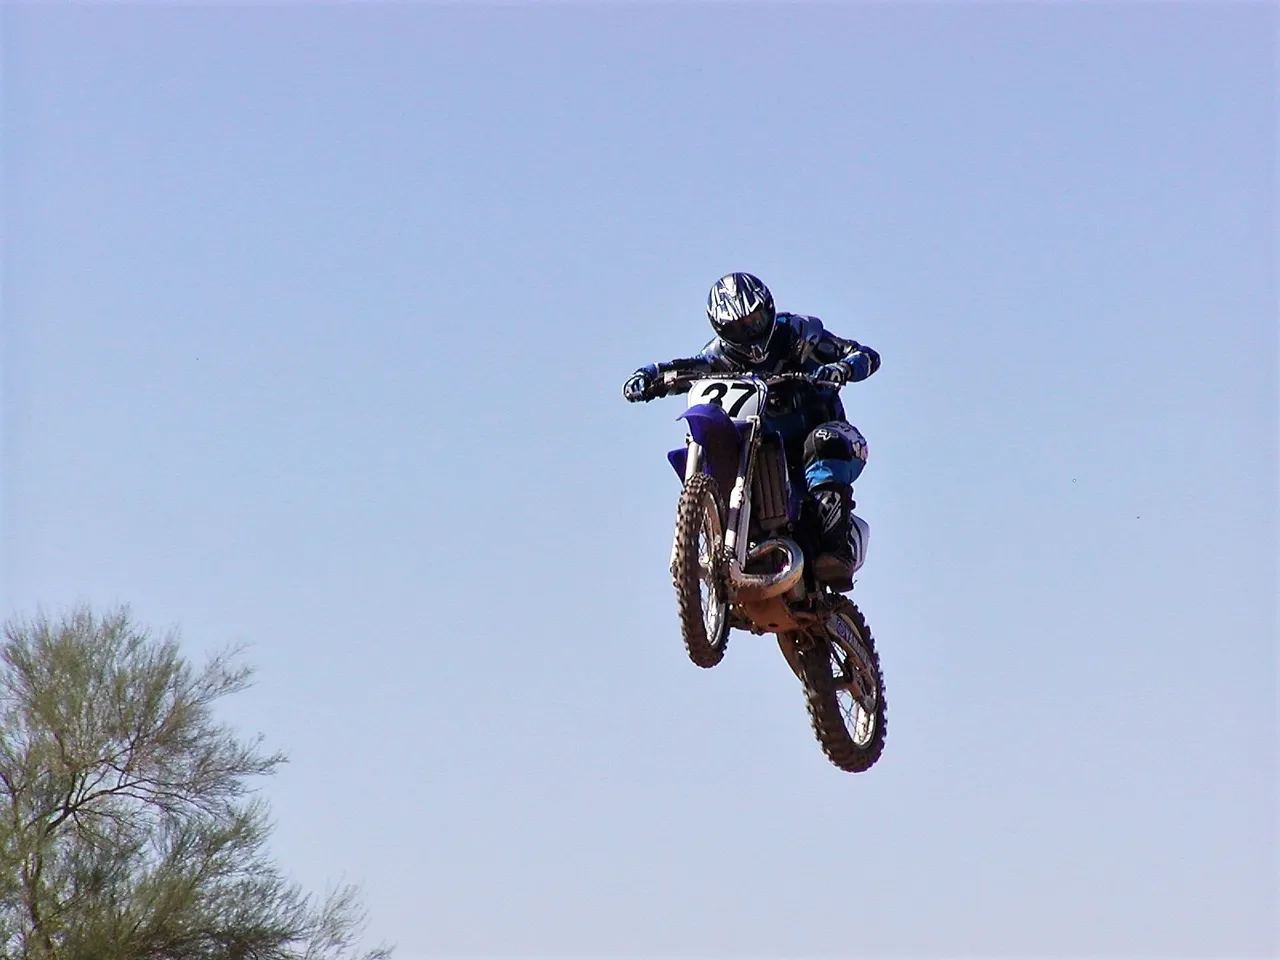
[667, 404, 750, 493]
[682, 403, 740, 447]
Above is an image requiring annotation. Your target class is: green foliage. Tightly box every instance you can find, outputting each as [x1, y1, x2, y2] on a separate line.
[0, 606, 390, 960]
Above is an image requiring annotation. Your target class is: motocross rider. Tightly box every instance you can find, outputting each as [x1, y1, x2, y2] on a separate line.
[623, 272, 880, 590]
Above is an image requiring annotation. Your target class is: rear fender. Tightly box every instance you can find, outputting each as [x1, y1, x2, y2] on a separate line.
[850, 514, 870, 574]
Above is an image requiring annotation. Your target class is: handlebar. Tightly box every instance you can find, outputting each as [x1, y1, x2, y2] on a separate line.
[660, 371, 826, 389]
[763, 372, 824, 384]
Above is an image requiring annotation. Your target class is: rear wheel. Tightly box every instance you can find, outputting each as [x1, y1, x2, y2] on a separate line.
[796, 597, 886, 772]
[672, 472, 729, 668]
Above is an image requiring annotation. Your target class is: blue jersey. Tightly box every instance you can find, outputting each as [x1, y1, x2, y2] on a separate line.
[646, 313, 880, 427]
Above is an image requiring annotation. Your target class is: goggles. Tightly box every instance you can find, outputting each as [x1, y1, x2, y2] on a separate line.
[718, 305, 773, 346]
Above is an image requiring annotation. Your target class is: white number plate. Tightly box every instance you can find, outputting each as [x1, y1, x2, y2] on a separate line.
[687, 378, 763, 419]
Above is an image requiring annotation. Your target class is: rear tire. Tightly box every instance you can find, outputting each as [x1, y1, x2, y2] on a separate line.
[672, 472, 730, 668]
[796, 597, 886, 772]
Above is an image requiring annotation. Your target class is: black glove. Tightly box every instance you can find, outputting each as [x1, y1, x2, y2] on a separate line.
[623, 368, 664, 402]
[812, 363, 851, 387]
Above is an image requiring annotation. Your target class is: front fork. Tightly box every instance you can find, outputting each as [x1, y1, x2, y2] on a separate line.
[670, 423, 760, 584]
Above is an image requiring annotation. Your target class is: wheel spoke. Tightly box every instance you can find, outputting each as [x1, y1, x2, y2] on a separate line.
[830, 642, 875, 747]
[696, 517, 723, 639]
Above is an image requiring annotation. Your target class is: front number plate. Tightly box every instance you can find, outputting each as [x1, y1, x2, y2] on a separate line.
[688, 379, 762, 419]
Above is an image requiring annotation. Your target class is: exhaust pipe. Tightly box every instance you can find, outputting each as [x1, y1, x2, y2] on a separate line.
[731, 537, 805, 602]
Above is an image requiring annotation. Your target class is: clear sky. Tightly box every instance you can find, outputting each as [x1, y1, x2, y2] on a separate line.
[3, 3, 1276, 958]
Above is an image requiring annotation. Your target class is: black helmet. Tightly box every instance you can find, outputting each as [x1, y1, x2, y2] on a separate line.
[706, 272, 776, 363]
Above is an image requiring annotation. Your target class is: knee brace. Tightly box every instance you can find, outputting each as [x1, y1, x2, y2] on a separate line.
[803, 422, 868, 489]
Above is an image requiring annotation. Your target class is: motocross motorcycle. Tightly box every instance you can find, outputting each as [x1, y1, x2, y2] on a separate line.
[661, 372, 886, 773]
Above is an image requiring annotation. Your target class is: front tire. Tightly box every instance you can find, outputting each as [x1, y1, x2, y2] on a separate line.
[796, 598, 887, 772]
[672, 472, 730, 668]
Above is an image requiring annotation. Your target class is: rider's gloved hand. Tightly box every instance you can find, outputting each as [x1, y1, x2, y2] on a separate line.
[623, 365, 665, 403]
[812, 363, 851, 387]
[854, 345, 881, 376]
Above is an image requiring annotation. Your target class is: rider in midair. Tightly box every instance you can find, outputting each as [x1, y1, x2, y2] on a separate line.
[623, 272, 880, 589]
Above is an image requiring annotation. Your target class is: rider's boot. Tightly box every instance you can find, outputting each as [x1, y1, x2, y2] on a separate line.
[812, 484, 855, 591]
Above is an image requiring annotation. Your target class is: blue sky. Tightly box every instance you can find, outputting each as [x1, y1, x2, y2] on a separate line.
[3, 4, 1276, 957]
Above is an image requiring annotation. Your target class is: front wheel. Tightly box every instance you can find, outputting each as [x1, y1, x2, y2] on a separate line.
[672, 472, 730, 668]
[795, 598, 887, 772]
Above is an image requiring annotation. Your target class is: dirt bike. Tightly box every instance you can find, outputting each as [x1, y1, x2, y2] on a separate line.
[660, 372, 886, 773]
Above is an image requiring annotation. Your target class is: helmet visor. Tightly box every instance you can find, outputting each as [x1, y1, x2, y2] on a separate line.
[718, 305, 773, 346]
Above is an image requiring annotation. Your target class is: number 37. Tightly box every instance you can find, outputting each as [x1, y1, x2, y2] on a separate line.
[699, 382, 757, 416]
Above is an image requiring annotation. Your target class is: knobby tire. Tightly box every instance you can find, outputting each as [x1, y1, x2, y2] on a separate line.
[672, 472, 729, 668]
[796, 597, 887, 773]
